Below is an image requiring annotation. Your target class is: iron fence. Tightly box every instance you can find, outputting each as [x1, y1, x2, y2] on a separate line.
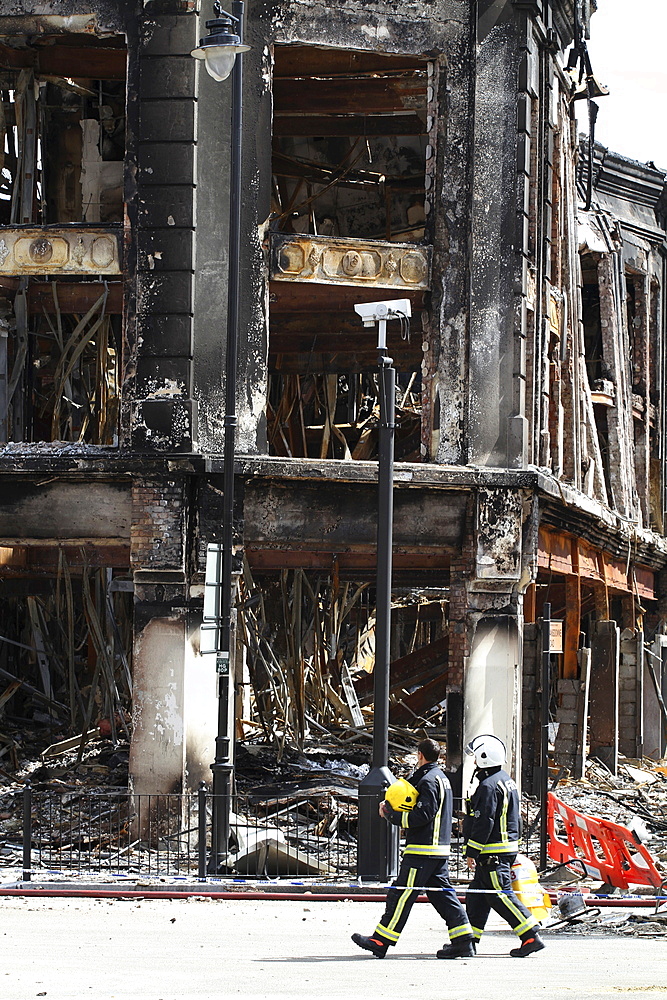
[0, 783, 541, 881]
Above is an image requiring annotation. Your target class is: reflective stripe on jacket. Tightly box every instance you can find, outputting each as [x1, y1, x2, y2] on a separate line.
[385, 761, 452, 858]
[463, 767, 521, 859]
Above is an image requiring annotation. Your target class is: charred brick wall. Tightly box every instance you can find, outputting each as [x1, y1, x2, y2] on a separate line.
[131, 477, 186, 574]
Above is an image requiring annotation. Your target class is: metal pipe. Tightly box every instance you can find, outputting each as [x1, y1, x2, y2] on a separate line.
[210, 0, 245, 874]
[539, 604, 551, 871]
[0, 887, 662, 906]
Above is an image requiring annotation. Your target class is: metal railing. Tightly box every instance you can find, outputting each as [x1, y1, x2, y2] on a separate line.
[1, 784, 541, 882]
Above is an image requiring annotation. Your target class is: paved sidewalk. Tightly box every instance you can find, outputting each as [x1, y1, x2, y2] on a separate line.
[0, 895, 665, 1000]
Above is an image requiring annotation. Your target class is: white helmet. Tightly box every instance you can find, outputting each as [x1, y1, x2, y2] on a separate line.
[465, 734, 506, 768]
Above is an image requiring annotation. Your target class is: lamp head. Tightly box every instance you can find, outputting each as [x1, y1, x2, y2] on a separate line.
[191, 4, 250, 81]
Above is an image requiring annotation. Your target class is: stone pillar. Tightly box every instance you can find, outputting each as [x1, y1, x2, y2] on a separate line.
[129, 477, 217, 796]
[130, 592, 188, 797]
[132, 10, 199, 452]
[461, 488, 525, 790]
[463, 611, 523, 791]
[469, 3, 533, 468]
[589, 619, 620, 774]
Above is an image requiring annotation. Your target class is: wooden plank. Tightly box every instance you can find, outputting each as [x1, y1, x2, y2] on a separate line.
[274, 74, 426, 115]
[578, 539, 602, 582]
[354, 635, 449, 704]
[634, 566, 655, 601]
[270, 280, 425, 313]
[270, 331, 420, 354]
[26, 281, 123, 314]
[0, 42, 126, 80]
[245, 547, 450, 572]
[564, 575, 580, 679]
[247, 776, 358, 804]
[390, 670, 448, 725]
[537, 527, 574, 575]
[0, 482, 130, 540]
[274, 46, 427, 78]
[270, 355, 421, 374]
[273, 113, 427, 137]
[0, 680, 21, 710]
[603, 554, 628, 592]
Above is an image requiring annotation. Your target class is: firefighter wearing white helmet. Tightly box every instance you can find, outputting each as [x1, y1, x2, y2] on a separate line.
[352, 738, 475, 960]
[454, 734, 546, 959]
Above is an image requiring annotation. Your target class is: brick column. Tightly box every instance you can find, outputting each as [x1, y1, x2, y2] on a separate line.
[129, 476, 216, 796]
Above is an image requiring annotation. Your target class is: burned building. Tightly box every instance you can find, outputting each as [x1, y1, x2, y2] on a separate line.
[0, 0, 666, 802]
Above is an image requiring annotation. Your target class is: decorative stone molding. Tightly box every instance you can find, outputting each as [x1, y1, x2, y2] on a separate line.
[270, 233, 432, 291]
[0, 227, 121, 275]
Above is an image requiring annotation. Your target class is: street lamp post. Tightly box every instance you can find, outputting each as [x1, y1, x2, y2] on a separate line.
[192, 1, 250, 874]
[354, 299, 411, 881]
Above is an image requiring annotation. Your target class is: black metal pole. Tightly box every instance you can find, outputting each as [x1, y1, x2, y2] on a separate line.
[198, 782, 208, 880]
[357, 337, 399, 881]
[22, 781, 31, 882]
[209, 0, 244, 874]
[539, 603, 551, 871]
[374, 357, 394, 769]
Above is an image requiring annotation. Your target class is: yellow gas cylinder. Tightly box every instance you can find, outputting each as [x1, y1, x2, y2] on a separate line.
[510, 854, 551, 922]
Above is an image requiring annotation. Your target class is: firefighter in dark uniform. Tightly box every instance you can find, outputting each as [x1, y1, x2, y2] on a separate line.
[462, 734, 545, 958]
[352, 738, 475, 959]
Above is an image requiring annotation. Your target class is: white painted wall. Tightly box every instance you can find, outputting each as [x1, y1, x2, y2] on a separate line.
[462, 616, 522, 795]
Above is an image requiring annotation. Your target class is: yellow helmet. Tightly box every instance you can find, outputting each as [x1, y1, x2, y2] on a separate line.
[385, 778, 419, 812]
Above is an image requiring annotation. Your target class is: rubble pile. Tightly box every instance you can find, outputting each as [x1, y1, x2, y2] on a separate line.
[0, 729, 130, 871]
[547, 910, 667, 939]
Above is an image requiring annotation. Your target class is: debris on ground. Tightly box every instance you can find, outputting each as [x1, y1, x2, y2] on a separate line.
[546, 908, 667, 939]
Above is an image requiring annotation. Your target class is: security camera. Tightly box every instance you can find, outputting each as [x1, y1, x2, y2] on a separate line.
[353, 298, 412, 328]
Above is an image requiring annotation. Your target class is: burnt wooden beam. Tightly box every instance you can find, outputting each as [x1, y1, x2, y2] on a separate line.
[273, 114, 427, 137]
[270, 281, 425, 314]
[274, 47, 427, 78]
[355, 635, 449, 705]
[274, 76, 426, 115]
[390, 670, 448, 725]
[0, 42, 126, 80]
[0, 544, 130, 571]
[244, 549, 450, 577]
[27, 281, 123, 314]
[270, 331, 421, 355]
[269, 350, 422, 374]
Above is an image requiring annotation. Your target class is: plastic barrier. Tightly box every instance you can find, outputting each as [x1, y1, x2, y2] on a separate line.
[547, 793, 662, 890]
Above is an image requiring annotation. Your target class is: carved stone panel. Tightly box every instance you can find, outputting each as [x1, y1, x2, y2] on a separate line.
[270, 234, 432, 291]
[475, 488, 523, 582]
[0, 227, 121, 275]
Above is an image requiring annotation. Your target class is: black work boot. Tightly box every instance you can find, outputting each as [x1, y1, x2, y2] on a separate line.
[436, 937, 476, 959]
[510, 932, 545, 958]
[351, 933, 389, 958]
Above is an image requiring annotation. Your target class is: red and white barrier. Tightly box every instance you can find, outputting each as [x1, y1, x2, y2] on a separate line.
[548, 793, 663, 890]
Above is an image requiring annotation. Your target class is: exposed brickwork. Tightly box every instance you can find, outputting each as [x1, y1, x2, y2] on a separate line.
[131, 477, 185, 572]
[521, 622, 539, 792]
[447, 500, 476, 688]
[618, 634, 639, 757]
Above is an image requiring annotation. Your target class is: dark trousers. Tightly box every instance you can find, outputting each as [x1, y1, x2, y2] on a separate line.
[374, 855, 473, 946]
[466, 854, 539, 941]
